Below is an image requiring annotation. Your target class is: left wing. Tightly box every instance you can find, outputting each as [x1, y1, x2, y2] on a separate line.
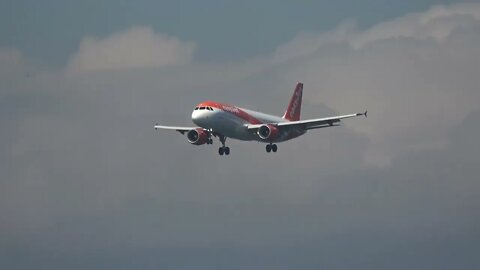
[154, 124, 198, 135]
[247, 111, 367, 131]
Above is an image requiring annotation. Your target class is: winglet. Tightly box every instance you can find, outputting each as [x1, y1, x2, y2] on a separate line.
[356, 110, 368, 118]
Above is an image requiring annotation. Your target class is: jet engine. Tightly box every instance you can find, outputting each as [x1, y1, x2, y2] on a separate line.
[187, 128, 209, 145]
[257, 124, 280, 140]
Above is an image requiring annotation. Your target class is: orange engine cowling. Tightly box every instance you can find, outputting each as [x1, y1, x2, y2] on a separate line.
[258, 124, 280, 140]
[187, 128, 209, 145]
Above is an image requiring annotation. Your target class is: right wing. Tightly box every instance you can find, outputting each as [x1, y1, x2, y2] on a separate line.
[278, 112, 367, 130]
[154, 124, 198, 135]
[247, 111, 367, 131]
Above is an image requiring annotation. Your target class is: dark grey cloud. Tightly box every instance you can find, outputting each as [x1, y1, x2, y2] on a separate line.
[1, 3, 480, 269]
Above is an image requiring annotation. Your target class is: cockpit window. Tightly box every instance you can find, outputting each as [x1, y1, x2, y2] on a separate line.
[195, 106, 214, 111]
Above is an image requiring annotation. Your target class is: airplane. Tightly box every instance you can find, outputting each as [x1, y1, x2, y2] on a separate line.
[154, 82, 367, 156]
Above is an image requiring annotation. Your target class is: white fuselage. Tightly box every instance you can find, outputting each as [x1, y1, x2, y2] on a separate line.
[191, 104, 304, 142]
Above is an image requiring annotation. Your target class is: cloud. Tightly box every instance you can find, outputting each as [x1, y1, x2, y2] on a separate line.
[352, 3, 480, 49]
[0, 48, 21, 64]
[0, 48, 31, 79]
[2, 3, 480, 270]
[274, 3, 480, 62]
[270, 3, 480, 166]
[67, 27, 195, 73]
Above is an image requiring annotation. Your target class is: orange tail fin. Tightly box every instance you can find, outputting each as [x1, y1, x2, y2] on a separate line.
[282, 82, 303, 121]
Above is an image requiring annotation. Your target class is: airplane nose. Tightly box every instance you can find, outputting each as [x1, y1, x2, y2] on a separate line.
[191, 110, 202, 125]
[192, 110, 198, 120]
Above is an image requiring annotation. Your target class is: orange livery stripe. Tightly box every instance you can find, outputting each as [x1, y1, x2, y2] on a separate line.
[197, 101, 262, 125]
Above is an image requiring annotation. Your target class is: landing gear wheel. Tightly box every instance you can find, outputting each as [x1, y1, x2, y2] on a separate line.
[217, 135, 230, 156]
[207, 138, 213, 144]
[272, 144, 277, 152]
[266, 144, 272, 153]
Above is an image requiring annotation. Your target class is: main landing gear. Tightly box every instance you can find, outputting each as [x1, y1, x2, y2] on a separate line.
[266, 143, 278, 153]
[218, 146, 230, 155]
[218, 134, 230, 156]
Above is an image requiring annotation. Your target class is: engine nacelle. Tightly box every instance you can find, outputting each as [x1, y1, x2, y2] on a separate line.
[257, 124, 280, 140]
[187, 128, 209, 145]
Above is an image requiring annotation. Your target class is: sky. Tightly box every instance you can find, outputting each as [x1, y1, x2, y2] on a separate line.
[1, 1, 480, 269]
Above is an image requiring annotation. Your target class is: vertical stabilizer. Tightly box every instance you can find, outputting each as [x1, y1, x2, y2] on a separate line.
[282, 82, 303, 121]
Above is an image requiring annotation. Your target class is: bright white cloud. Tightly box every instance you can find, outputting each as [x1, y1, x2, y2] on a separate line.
[352, 3, 480, 49]
[274, 3, 480, 62]
[67, 27, 195, 73]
